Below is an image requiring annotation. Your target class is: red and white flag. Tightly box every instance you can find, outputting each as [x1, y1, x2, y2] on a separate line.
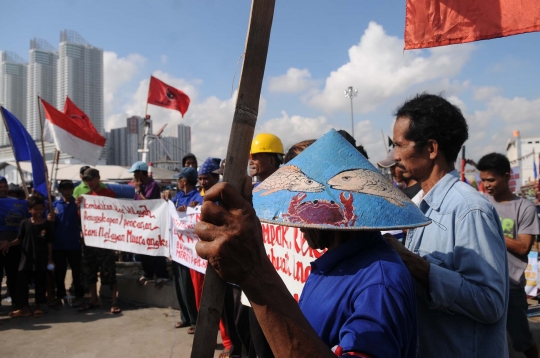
[405, 0, 540, 49]
[147, 76, 190, 117]
[63, 97, 102, 137]
[41, 98, 106, 165]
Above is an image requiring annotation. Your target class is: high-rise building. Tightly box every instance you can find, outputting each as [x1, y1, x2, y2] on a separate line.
[0, 51, 27, 146]
[107, 127, 127, 166]
[57, 30, 103, 134]
[27, 38, 57, 140]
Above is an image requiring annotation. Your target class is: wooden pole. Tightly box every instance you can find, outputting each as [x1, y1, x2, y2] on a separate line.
[190, 1, 275, 357]
[0, 107, 30, 198]
[37, 97, 53, 211]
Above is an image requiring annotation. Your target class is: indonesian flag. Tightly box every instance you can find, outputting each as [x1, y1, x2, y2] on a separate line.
[405, 0, 540, 49]
[63, 97, 102, 138]
[147, 76, 190, 117]
[41, 98, 106, 165]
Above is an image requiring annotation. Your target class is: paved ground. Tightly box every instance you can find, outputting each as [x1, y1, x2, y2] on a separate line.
[0, 286, 224, 358]
[3, 280, 540, 357]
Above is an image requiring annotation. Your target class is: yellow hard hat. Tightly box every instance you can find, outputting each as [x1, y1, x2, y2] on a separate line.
[250, 133, 284, 155]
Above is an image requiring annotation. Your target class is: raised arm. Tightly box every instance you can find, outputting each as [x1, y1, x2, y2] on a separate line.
[195, 183, 335, 358]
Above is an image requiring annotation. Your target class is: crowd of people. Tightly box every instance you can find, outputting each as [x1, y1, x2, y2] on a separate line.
[0, 92, 538, 357]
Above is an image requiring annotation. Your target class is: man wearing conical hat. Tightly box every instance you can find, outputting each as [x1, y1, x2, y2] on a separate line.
[195, 129, 430, 357]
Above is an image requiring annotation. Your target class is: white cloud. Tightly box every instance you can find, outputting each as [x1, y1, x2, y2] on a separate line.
[104, 52, 146, 117]
[161, 55, 168, 64]
[465, 95, 540, 159]
[268, 68, 317, 93]
[472, 86, 502, 101]
[308, 22, 474, 114]
[257, 111, 332, 149]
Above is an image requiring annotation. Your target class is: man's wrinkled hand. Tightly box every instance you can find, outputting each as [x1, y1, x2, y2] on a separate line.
[195, 182, 265, 286]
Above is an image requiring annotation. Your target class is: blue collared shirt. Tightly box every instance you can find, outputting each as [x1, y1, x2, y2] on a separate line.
[51, 197, 81, 251]
[405, 170, 508, 357]
[299, 233, 418, 357]
[172, 188, 203, 209]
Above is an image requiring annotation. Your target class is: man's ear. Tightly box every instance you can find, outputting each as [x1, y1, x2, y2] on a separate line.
[426, 139, 439, 160]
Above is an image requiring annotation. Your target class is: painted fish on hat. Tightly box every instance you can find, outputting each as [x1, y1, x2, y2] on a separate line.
[253, 129, 430, 230]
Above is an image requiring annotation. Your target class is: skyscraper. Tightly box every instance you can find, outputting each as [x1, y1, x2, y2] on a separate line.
[27, 38, 57, 140]
[0, 51, 27, 146]
[57, 30, 103, 134]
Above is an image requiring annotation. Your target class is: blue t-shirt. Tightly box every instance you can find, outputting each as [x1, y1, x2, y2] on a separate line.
[51, 197, 81, 251]
[299, 233, 418, 357]
[172, 188, 203, 209]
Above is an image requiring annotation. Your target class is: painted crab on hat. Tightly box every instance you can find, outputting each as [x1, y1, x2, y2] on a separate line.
[253, 129, 430, 230]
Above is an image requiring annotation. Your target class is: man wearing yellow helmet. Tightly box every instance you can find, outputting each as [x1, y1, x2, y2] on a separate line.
[249, 133, 284, 185]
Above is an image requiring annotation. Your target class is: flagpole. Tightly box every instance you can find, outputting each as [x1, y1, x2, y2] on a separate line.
[52, 150, 60, 191]
[37, 97, 53, 211]
[0, 107, 29, 198]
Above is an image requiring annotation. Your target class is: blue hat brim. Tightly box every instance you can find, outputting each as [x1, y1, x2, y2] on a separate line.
[253, 129, 431, 231]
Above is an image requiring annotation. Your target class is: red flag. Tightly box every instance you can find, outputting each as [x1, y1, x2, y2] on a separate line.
[63, 97, 101, 137]
[147, 76, 190, 117]
[41, 99, 106, 165]
[405, 0, 540, 49]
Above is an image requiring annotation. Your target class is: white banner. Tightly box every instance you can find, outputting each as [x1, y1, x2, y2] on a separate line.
[261, 223, 325, 301]
[81, 195, 170, 256]
[169, 203, 207, 274]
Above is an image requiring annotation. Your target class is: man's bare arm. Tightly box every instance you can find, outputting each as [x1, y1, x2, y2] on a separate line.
[195, 183, 335, 358]
[506, 234, 535, 257]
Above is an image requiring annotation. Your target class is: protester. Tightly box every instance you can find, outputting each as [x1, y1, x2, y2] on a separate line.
[195, 129, 429, 357]
[198, 157, 221, 195]
[385, 93, 509, 356]
[249, 133, 284, 184]
[336, 129, 369, 159]
[1, 195, 54, 318]
[48, 180, 84, 307]
[196, 157, 239, 357]
[76, 168, 121, 314]
[283, 140, 316, 164]
[377, 148, 421, 199]
[478, 153, 539, 358]
[0, 177, 25, 310]
[182, 153, 198, 169]
[73, 165, 106, 198]
[129, 161, 170, 287]
[170, 166, 202, 333]
[248, 133, 288, 358]
[172, 167, 203, 212]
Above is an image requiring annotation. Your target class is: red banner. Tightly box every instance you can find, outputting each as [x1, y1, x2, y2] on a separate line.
[405, 0, 540, 49]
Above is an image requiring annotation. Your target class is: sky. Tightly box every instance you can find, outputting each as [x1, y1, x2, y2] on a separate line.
[2, 0, 540, 164]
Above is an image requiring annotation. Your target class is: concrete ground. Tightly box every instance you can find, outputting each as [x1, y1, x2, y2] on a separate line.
[2, 273, 540, 357]
[0, 274, 223, 358]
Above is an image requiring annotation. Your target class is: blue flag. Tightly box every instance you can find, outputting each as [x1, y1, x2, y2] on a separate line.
[1, 107, 48, 196]
[534, 157, 538, 180]
[0, 198, 28, 232]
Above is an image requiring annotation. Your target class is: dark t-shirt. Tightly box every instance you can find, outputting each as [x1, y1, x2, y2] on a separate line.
[18, 219, 55, 272]
[401, 183, 421, 199]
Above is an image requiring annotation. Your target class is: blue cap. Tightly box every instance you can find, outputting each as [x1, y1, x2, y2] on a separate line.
[0, 176, 7, 183]
[253, 129, 430, 230]
[173, 167, 198, 182]
[198, 157, 221, 176]
[128, 161, 149, 173]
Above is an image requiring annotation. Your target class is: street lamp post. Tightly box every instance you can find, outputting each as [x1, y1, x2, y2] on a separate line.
[344, 86, 358, 138]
